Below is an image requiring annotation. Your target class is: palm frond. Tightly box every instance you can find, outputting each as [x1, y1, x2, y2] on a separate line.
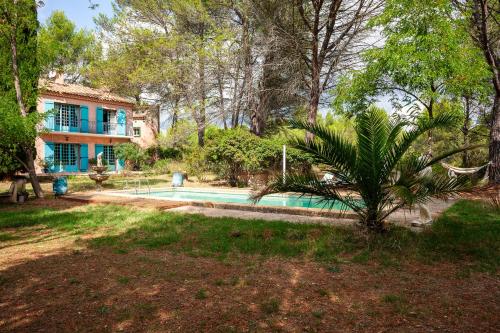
[288, 120, 357, 176]
[386, 118, 408, 147]
[251, 172, 364, 215]
[354, 107, 391, 190]
[381, 112, 459, 182]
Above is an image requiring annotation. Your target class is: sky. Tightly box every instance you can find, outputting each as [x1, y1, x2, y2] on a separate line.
[38, 0, 113, 30]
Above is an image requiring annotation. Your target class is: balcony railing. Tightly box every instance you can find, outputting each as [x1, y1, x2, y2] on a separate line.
[43, 119, 133, 136]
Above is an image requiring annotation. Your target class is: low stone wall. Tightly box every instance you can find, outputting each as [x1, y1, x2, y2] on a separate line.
[190, 200, 358, 219]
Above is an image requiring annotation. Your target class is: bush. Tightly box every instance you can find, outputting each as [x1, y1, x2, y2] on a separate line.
[145, 145, 181, 161]
[114, 143, 146, 170]
[205, 128, 261, 186]
[204, 128, 313, 187]
[150, 159, 170, 175]
[185, 148, 210, 182]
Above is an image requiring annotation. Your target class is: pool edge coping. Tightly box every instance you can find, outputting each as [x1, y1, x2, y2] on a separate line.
[97, 188, 359, 219]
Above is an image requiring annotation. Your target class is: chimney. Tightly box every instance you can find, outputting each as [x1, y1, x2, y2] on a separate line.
[54, 72, 65, 84]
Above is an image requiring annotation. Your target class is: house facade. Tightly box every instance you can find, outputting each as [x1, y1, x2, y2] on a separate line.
[131, 105, 159, 148]
[35, 80, 135, 174]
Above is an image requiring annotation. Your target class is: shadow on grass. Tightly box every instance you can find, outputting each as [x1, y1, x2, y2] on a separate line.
[89, 201, 500, 272]
[0, 199, 498, 271]
[0, 202, 498, 332]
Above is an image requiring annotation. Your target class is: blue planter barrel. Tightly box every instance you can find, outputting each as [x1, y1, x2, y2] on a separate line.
[172, 172, 184, 187]
[53, 176, 68, 196]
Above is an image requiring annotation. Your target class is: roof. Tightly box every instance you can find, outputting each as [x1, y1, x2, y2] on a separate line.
[39, 80, 135, 105]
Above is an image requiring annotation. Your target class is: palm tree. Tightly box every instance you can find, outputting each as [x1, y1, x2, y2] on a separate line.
[253, 106, 474, 232]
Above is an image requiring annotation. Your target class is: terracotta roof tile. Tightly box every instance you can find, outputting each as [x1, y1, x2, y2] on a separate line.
[39, 80, 135, 105]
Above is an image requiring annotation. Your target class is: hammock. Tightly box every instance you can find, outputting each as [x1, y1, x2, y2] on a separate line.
[441, 162, 490, 180]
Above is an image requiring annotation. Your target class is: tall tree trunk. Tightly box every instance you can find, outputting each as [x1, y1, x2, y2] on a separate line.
[462, 96, 471, 167]
[9, 27, 44, 198]
[307, 62, 321, 142]
[197, 51, 206, 147]
[426, 84, 436, 156]
[490, 94, 500, 182]
[232, 63, 247, 129]
[216, 61, 227, 129]
[25, 147, 43, 197]
[241, 15, 254, 129]
[306, 9, 321, 143]
[230, 59, 241, 128]
[251, 94, 268, 136]
[171, 96, 179, 129]
[251, 53, 273, 136]
[470, 0, 500, 183]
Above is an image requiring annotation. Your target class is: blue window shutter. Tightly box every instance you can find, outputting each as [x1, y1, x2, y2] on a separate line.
[117, 109, 126, 136]
[44, 100, 55, 130]
[44, 142, 55, 173]
[80, 105, 88, 133]
[95, 144, 104, 159]
[96, 107, 103, 134]
[80, 144, 88, 171]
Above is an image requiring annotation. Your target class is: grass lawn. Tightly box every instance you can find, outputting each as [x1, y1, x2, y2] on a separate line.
[0, 199, 498, 332]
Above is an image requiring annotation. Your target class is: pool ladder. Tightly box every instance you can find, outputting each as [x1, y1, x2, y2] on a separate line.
[124, 178, 151, 195]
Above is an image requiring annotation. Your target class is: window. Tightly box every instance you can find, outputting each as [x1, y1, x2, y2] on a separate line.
[103, 145, 115, 163]
[54, 143, 76, 165]
[55, 103, 78, 127]
[133, 127, 141, 137]
[103, 109, 117, 134]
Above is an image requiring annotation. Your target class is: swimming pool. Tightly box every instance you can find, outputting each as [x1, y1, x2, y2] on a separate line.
[125, 188, 351, 210]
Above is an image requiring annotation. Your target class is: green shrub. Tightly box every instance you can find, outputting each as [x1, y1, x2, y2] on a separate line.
[185, 147, 211, 182]
[114, 143, 146, 170]
[151, 159, 170, 175]
[204, 128, 313, 186]
[145, 145, 181, 160]
[204, 128, 261, 186]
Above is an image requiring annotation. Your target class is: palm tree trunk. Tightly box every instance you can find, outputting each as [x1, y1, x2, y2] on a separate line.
[364, 207, 385, 232]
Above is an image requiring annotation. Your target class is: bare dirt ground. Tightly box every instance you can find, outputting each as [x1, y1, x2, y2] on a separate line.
[0, 200, 499, 332]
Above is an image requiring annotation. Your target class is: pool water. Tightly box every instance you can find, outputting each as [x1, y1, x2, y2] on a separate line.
[130, 188, 351, 210]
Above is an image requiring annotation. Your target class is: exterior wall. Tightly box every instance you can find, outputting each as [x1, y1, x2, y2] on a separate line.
[36, 93, 134, 173]
[38, 93, 133, 131]
[35, 134, 131, 173]
[132, 117, 157, 148]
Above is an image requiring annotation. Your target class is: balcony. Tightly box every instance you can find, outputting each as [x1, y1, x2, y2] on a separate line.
[43, 119, 133, 137]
